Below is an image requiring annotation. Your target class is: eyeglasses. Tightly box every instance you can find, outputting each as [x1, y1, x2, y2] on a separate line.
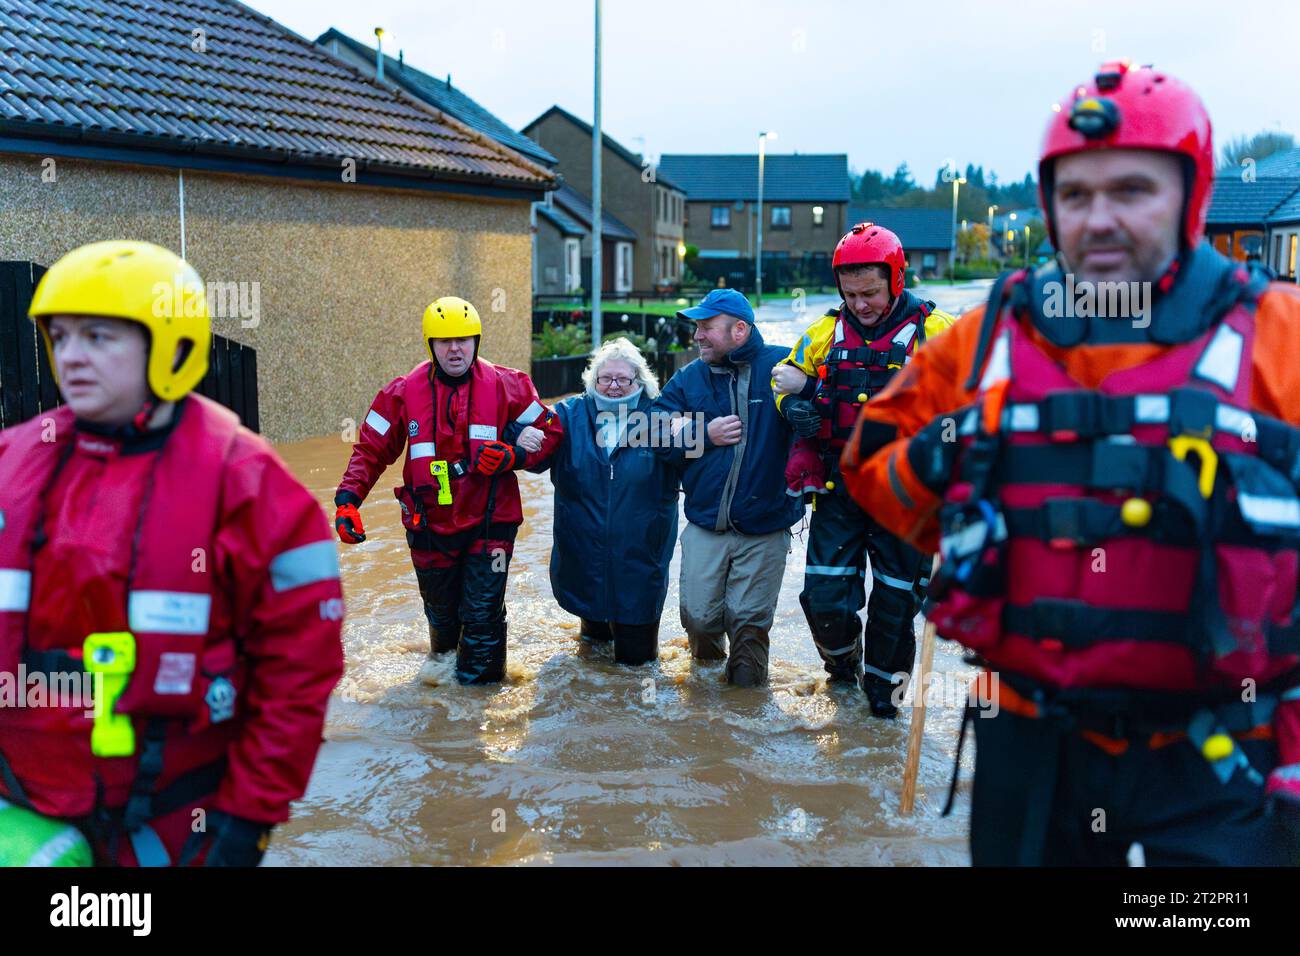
[596, 375, 634, 388]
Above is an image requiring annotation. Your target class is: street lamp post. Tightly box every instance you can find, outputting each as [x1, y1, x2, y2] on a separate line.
[987, 204, 997, 262]
[591, 0, 603, 348]
[1025, 225, 1031, 268]
[949, 172, 966, 281]
[756, 131, 776, 306]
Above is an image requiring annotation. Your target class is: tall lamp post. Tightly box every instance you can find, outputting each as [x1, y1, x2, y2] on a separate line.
[756, 131, 776, 306]
[1025, 224, 1031, 268]
[590, 0, 603, 348]
[987, 204, 997, 261]
[949, 171, 967, 281]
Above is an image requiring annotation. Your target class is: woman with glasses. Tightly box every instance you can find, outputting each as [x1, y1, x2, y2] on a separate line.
[526, 338, 681, 665]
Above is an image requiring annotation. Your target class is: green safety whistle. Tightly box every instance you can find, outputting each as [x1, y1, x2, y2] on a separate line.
[430, 460, 453, 505]
[83, 631, 136, 758]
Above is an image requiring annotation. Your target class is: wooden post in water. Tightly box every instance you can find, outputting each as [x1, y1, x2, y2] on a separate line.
[900, 555, 942, 816]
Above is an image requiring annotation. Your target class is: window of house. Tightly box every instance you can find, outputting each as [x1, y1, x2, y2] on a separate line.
[711, 205, 730, 228]
[564, 238, 581, 292]
[617, 242, 633, 292]
[812, 205, 825, 227]
[771, 206, 791, 229]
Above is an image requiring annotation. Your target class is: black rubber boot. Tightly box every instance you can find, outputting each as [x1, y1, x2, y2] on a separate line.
[611, 622, 659, 666]
[457, 620, 507, 685]
[861, 672, 901, 718]
[726, 626, 770, 687]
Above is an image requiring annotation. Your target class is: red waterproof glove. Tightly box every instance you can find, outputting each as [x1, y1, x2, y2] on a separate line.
[334, 503, 366, 543]
[785, 438, 828, 498]
[475, 440, 519, 476]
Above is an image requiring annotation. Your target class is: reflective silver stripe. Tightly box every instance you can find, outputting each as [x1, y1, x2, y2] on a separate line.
[863, 664, 903, 683]
[1007, 404, 1040, 432]
[1274, 765, 1300, 782]
[814, 640, 859, 657]
[0, 569, 31, 612]
[364, 409, 391, 436]
[892, 322, 918, 347]
[872, 567, 915, 590]
[1237, 493, 1300, 528]
[409, 442, 437, 459]
[1216, 405, 1255, 438]
[959, 408, 978, 436]
[978, 328, 1011, 389]
[805, 565, 859, 577]
[129, 591, 210, 635]
[515, 401, 544, 425]
[1194, 324, 1244, 393]
[469, 424, 498, 441]
[1134, 394, 1170, 424]
[270, 540, 341, 592]
[887, 450, 915, 510]
[1281, 687, 1300, 703]
[833, 319, 845, 344]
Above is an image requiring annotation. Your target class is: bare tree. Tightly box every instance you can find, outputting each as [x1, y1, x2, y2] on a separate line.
[1218, 131, 1296, 171]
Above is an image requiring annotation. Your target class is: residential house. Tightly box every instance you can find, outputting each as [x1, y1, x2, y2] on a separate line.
[0, 0, 554, 440]
[847, 206, 954, 278]
[314, 28, 571, 296]
[658, 153, 850, 281]
[523, 105, 686, 292]
[1207, 148, 1300, 280]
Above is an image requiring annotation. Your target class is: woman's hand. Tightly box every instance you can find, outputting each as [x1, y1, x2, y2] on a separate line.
[517, 425, 545, 454]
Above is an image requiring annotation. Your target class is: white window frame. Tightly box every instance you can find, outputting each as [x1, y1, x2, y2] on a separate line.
[616, 242, 633, 293]
[564, 238, 582, 293]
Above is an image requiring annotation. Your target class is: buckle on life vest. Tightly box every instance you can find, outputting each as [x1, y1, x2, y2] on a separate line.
[1167, 434, 1218, 499]
[84, 632, 137, 758]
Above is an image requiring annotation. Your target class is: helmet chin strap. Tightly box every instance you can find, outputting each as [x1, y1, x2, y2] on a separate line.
[128, 394, 160, 437]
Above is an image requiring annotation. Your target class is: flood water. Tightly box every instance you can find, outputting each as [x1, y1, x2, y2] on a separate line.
[268, 283, 993, 866]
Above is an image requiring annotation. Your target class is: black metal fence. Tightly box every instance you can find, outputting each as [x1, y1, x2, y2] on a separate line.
[531, 348, 700, 399]
[0, 261, 259, 432]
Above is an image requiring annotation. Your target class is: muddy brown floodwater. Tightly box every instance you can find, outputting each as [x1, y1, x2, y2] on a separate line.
[267, 284, 991, 866]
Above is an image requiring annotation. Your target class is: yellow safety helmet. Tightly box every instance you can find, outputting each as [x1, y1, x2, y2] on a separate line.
[28, 240, 210, 402]
[421, 296, 482, 362]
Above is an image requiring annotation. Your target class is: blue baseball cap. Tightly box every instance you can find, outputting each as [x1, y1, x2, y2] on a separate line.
[677, 288, 755, 324]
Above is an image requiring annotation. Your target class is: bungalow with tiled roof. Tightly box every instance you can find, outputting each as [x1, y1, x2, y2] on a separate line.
[1207, 147, 1300, 281]
[0, 0, 557, 439]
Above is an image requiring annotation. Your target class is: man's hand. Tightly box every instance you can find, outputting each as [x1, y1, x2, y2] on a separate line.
[475, 440, 519, 475]
[707, 415, 742, 446]
[780, 397, 822, 439]
[182, 811, 272, 867]
[772, 364, 810, 396]
[333, 494, 366, 544]
[517, 425, 544, 454]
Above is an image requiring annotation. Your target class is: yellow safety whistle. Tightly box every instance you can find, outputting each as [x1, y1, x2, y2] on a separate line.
[84, 631, 136, 758]
[430, 460, 453, 505]
[1201, 733, 1234, 762]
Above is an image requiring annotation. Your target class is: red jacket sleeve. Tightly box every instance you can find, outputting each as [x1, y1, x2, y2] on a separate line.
[337, 376, 408, 504]
[502, 369, 564, 468]
[214, 434, 346, 824]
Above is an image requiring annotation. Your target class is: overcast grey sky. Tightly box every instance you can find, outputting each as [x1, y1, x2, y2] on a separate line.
[252, 0, 1300, 185]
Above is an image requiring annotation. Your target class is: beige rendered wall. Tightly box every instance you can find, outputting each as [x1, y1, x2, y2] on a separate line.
[0, 154, 534, 441]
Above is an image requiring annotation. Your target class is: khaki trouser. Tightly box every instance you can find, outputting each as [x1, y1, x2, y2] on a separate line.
[679, 522, 790, 684]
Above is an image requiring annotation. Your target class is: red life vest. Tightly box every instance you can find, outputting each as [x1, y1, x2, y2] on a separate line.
[928, 270, 1300, 695]
[814, 301, 931, 449]
[0, 397, 248, 819]
[391, 358, 541, 536]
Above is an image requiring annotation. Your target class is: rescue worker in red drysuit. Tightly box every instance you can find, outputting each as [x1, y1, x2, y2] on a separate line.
[841, 62, 1300, 865]
[0, 241, 345, 866]
[773, 224, 954, 715]
[334, 297, 562, 684]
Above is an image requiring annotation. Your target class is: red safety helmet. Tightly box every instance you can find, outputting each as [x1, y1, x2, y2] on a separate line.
[833, 222, 906, 298]
[1039, 60, 1213, 250]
